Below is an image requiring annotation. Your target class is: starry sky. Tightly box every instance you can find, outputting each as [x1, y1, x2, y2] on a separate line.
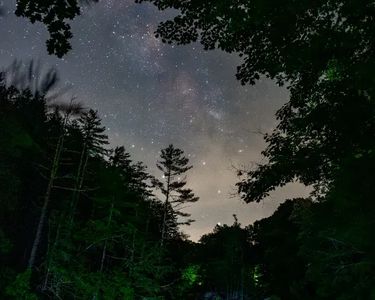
[0, 0, 308, 241]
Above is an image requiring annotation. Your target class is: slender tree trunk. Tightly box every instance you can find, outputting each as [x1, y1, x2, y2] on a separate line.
[140, 217, 150, 262]
[28, 131, 64, 269]
[92, 202, 114, 300]
[161, 169, 171, 246]
[43, 212, 63, 290]
[99, 202, 114, 272]
[129, 206, 138, 277]
[68, 142, 88, 227]
[42, 216, 52, 290]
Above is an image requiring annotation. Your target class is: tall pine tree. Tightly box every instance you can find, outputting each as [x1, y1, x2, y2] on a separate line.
[153, 144, 199, 244]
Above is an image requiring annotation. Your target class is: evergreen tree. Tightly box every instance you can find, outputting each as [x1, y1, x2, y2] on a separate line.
[28, 100, 82, 270]
[110, 146, 153, 198]
[153, 144, 199, 244]
[68, 109, 108, 225]
[0, 77, 48, 295]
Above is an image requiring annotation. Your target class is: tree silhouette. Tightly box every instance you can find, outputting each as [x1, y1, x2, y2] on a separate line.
[198, 217, 254, 300]
[28, 100, 82, 269]
[15, 0, 79, 57]
[3, 4, 375, 298]
[297, 153, 375, 299]
[130, 3, 375, 298]
[0, 73, 177, 298]
[153, 144, 199, 244]
[138, 0, 375, 203]
[137, 0, 375, 85]
[247, 199, 314, 299]
[67, 109, 108, 225]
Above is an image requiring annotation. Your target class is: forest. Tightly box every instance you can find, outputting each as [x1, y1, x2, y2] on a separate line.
[1, 0, 375, 299]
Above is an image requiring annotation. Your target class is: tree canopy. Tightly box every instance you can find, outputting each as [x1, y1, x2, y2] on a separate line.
[136, 0, 375, 202]
[3, 0, 375, 298]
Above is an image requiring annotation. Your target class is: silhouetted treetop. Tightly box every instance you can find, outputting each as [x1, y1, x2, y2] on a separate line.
[15, 0, 97, 57]
[136, 0, 375, 203]
[154, 144, 199, 243]
[137, 0, 375, 85]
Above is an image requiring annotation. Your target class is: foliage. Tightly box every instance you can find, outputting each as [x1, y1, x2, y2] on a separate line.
[135, 0, 375, 204]
[247, 199, 314, 299]
[181, 264, 200, 286]
[297, 153, 375, 299]
[4, 0, 375, 296]
[128, 3, 375, 296]
[12, 0, 101, 57]
[0, 78, 178, 299]
[5, 269, 38, 300]
[198, 218, 255, 299]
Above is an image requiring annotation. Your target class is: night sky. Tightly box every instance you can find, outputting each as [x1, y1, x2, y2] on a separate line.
[0, 0, 308, 241]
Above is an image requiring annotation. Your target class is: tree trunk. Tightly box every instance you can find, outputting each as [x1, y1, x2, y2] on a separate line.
[92, 202, 114, 300]
[161, 169, 171, 246]
[43, 212, 63, 290]
[99, 202, 114, 272]
[28, 131, 64, 269]
[68, 142, 88, 228]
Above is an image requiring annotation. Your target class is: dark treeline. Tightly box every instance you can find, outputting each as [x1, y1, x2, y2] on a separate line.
[1, 69, 374, 299]
[3, 0, 375, 299]
[0, 71, 202, 299]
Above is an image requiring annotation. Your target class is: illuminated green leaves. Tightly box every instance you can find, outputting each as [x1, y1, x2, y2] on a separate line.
[324, 59, 343, 81]
[182, 264, 201, 286]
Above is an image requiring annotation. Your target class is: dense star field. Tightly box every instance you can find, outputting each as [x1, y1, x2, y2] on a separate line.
[1, 0, 375, 299]
[0, 0, 307, 240]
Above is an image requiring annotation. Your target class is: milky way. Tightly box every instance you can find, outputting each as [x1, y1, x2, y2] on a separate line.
[0, 0, 308, 240]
